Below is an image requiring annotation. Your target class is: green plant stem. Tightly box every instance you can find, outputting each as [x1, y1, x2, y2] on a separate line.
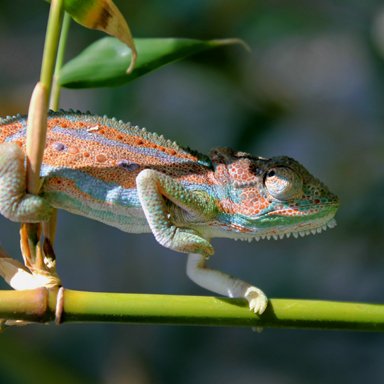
[40, 0, 65, 92]
[50, 12, 71, 111]
[46, 11, 71, 245]
[22, 0, 65, 274]
[53, 293, 384, 330]
[25, 0, 65, 193]
[1, 289, 384, 331]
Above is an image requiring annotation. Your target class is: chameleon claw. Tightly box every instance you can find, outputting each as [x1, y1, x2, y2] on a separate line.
[244, 286, 268, 315]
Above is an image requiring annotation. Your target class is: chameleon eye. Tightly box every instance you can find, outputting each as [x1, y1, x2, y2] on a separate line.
[264, 167, 303, 201]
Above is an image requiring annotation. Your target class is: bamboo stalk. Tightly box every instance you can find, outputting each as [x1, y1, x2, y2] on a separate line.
[0, 289, 383, 332]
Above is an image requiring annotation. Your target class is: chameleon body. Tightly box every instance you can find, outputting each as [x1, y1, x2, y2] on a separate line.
[0, 111, 339, 314]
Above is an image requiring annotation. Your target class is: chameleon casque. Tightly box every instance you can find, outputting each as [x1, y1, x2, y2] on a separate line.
[0, 111, 339, 314]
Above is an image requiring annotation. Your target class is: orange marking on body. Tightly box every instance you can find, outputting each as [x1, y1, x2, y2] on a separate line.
[44, 177, 99, 202]
[96, 153, 107, 163]
[0, 121, 23, 143]
[68, 146, 79, 154]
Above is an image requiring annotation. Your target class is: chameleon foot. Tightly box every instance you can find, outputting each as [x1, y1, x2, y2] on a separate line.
[244, 286, 268, 315]
[0, 143, 52, 222]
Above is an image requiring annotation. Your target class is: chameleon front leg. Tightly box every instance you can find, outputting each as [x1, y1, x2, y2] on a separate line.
[136, 169, 268, 315]
[187, 253, 268, 315]
[0, 143, 52, 222]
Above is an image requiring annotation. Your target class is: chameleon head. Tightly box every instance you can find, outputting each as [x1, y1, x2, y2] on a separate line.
[209, 147, 339, 241]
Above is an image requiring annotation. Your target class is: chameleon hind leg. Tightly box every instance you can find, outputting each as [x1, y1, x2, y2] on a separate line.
[0, 143, 52, 222]
[187, 253, 268, 315]
[136, 169, 268, 315]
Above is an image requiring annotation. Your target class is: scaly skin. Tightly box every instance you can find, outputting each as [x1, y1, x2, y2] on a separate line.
[0, 111, 339, 314]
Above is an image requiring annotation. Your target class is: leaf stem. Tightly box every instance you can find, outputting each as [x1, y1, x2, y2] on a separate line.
[40, 0, 64, 92]
[50, 12, 71, 111]
[46, 11, 71, 245]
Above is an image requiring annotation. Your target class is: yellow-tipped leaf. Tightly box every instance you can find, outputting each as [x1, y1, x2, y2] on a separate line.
[60, 0, 137, 72]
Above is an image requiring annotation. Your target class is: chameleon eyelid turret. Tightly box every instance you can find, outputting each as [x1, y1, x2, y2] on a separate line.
[263, 166, 304, 201]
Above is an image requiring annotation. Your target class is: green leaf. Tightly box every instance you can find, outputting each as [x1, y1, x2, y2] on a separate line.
[58, 37, 247, 88]
[49, 0, 137, 72]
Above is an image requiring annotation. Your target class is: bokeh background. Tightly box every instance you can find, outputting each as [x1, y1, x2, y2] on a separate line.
[1, 1, 384, 383]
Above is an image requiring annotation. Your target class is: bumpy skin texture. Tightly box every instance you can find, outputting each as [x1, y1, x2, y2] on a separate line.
[0, 111, 339, 314]
[0, 143, 52, 222]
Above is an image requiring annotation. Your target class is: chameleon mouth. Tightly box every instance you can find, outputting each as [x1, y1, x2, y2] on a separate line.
[234, 217, 337, 242]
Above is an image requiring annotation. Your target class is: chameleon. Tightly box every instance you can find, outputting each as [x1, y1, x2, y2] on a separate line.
[0, 111, 339, 314]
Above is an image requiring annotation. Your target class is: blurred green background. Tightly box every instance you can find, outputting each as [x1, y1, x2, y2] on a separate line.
[1, 1, 384, 383]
